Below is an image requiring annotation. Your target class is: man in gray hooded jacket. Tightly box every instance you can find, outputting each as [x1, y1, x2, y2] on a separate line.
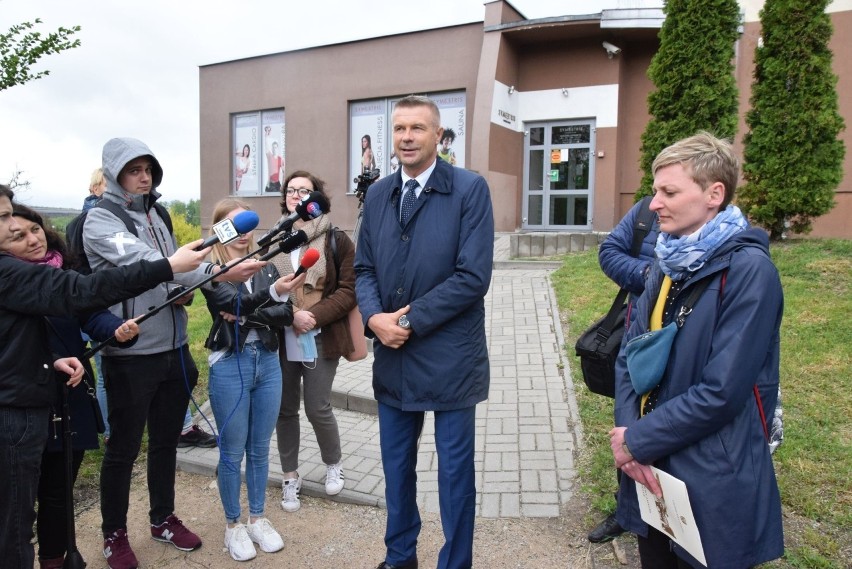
[83, 138, 263, 569]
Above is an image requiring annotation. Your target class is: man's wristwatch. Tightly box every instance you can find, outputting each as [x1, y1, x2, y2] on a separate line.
[622, 442, 634, 461]
[398, 315, 411, 329]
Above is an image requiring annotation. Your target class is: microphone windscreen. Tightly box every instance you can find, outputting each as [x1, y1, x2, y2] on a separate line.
[279, 230, 308, 254]
[232, 210, 260, 234]
[297, 191, 330, 220]
[300, 248, 321, 269]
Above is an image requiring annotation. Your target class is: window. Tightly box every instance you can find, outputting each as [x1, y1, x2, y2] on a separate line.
[348, 91, 466, 191]
[232, 109, 286, 196]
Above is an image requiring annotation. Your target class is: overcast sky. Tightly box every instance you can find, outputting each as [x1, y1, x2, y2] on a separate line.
[0, 0, 606, 209]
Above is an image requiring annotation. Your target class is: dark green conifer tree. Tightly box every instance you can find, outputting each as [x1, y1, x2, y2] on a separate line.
[636, 0, 740, 198]
[740, 0, 845, 239]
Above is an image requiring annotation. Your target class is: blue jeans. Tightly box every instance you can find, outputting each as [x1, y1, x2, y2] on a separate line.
[93, 350, 110, 438]
[208, 342, 282, 522]
[0, 405, 49, 568]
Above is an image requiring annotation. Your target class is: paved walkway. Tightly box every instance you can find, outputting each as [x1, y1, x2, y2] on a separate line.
[177, 235, 582, 519]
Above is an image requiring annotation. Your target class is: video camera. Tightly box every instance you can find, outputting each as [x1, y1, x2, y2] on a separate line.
[353, 167, 381, 204]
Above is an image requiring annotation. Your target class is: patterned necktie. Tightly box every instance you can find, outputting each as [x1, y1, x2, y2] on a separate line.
[400, 179, 419, 225]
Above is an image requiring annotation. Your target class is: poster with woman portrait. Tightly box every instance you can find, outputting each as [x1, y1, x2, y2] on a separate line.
[350, 99, 385, 190]
[233, 113, 259, 195]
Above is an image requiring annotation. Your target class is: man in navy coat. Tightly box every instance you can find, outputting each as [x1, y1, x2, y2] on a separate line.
[355, 95, 494, 569]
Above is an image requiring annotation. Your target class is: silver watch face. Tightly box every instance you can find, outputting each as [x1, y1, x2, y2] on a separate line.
[398, 315, 411, 329]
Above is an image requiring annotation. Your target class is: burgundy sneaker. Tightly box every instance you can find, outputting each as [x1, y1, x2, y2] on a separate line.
[150, 514, 202, 551]
[103, 529, 139, 569]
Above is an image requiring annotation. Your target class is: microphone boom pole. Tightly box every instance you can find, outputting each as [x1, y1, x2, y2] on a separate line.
[81, 228, 309, 359]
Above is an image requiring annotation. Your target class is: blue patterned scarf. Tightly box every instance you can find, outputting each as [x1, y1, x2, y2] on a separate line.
[655, 205, 748, 280]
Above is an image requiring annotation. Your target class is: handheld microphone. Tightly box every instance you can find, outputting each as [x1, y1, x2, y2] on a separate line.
[195, 210, 260, 251]
[258, 230, 308, 261]
[256, 191, 330, 247]
[294, 248, 320, 277]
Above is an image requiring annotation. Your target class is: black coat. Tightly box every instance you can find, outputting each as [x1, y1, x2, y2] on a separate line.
[0, 254, 173, 408]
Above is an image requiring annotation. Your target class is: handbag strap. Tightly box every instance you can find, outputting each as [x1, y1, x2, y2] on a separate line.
[594, 288, 629, 345]
[673, 275, 714, 328]
[596, 197, 656, 345]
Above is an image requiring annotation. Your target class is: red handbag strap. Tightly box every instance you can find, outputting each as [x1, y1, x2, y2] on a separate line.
[753, 385, 770, 440]
[719, 271, 770, 441]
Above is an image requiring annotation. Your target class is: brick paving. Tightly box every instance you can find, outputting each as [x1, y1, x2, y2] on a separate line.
[177, 235, 582, 519]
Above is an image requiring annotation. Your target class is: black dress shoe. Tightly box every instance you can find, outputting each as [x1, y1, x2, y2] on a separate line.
[587, 512, 625, 543]
[376, 560, 418, 569]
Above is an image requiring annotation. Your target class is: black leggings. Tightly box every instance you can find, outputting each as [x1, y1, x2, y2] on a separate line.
[37, 449, 85, 559]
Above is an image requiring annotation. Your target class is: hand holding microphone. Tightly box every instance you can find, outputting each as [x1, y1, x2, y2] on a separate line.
[271, 248, 318, 296]
[295, 248, 320, 277]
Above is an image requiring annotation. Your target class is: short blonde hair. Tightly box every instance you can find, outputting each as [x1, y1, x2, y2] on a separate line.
[652, 131, 739, 209]
[89, 168, 105, 194]
[393, 95, 441, 129]
[209, 198, 255, 264]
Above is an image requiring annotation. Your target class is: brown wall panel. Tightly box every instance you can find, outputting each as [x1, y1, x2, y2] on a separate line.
[200, 24, 482, 233]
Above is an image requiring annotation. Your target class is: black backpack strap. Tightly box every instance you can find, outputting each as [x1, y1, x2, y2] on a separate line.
[152, 202, 173, 235]
[629, 196, 655, 257]
[328, 226, 340, 272]
[597, 196, 656, 343]
[97, 200, 140, 237]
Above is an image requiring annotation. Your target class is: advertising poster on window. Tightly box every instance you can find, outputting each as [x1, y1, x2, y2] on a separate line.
[350, 100, 386, 191]
[232, 113, 260, 195]
[261, 110, 286, 194]
[433, 91, 466, 168]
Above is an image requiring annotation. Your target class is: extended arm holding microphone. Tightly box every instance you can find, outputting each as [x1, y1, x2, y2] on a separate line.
[82, 212, 320, 359]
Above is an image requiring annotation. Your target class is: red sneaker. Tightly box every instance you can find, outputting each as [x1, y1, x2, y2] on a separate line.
[103, 529, 139, 569]
[150, 514, 202, 551]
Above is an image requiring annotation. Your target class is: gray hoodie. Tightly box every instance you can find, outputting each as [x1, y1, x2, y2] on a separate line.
[82, 137, 215, 355]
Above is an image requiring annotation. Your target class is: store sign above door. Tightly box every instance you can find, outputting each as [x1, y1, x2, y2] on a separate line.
[497, 109, 516, 127]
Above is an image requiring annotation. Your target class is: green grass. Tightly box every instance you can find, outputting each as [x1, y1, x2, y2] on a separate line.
[551, 239, 852, 568]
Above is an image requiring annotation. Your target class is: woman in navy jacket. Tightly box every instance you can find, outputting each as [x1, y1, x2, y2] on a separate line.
[610, 133, 783, 568]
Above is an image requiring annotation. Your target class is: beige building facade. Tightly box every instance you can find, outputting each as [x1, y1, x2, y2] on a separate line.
[199, 0, 852, 239]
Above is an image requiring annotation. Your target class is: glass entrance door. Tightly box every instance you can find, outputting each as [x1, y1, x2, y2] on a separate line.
[522, 120, 595, 230]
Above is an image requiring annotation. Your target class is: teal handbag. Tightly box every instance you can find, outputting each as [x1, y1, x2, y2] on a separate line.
[625, 322, 678, 394]
[625, 275, 714, 395]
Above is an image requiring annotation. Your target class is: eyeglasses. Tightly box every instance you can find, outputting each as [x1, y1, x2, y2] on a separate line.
[285, 187, 312, 197]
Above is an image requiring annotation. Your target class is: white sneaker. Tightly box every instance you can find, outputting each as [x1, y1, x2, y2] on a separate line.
[281, 474, 302, 512]
[246, 517, 284, 553]
[224, 523, 257, 562]
[325, 462, 345, 495]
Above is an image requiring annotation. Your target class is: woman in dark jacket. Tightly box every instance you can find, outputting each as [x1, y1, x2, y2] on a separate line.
[3, 204, 139, 569]
[610, 133, 783, 568]
[270, 170, 357, 512]
[201, 198, 303, 562]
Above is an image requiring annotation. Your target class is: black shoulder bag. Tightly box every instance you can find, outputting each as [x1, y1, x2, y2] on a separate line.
[574, 197, 654, 398]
